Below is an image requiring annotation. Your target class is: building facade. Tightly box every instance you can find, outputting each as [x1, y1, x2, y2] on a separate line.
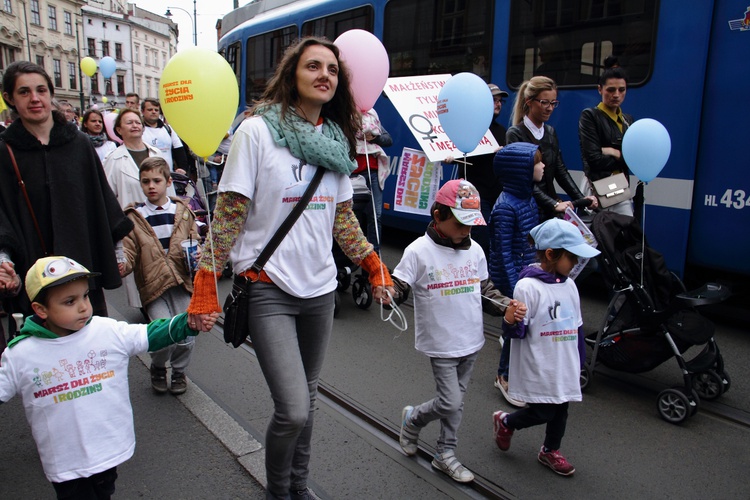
[1, 0, 86, 111]
[127, 3, 177, 101]
[82, 1, 132, 108]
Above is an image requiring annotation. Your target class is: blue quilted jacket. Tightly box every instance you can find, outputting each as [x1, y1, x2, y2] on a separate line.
[489, 143, 540, 296]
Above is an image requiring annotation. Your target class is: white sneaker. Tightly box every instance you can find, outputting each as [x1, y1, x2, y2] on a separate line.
[494, 376, 526, 408]
[431, 450, 474, 483]
[399, 406, 420, 456]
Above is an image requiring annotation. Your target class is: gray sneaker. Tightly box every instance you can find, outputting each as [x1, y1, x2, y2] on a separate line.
[150, 364, 168, 394]
[399, 406, 420, 456]
[431, 450, 474, 483]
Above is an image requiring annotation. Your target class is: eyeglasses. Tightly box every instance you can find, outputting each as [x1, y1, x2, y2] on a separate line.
[493, 97, 506, 104]
[531, 98, 560, 109]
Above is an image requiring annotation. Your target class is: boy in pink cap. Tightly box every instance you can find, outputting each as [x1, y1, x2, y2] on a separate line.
[390, 179, 527, 483]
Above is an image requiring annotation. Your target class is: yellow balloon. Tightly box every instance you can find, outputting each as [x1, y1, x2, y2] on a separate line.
[80, 57, 97, 78]
[102, 96, 108, 103]
[159, 48, 239, 157]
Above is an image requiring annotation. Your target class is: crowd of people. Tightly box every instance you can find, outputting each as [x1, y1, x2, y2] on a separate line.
[0, 42, 635, 497]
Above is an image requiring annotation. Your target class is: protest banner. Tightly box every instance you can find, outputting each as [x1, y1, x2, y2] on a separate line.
[383, 74, 500, 162]
[392, 148, 441, 216]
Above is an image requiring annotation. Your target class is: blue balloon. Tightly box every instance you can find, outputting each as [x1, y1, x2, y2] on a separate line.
[99, 56, 117, 79]
[437, 72, 494, 154]
[622, 118, 671, 182]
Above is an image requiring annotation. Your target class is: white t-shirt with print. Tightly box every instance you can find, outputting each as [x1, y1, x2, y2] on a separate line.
[509, 273, 583, 404]
[142, 124, 183, 170]
[220, 116, 353, 299]
[0, 317, 149, 482]
[393, 235, 487, 358]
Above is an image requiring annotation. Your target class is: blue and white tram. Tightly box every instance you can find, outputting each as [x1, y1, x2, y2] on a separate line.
[217, 0, 750, 280]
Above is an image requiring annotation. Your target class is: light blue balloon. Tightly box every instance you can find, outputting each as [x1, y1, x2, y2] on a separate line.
[622, 118, 671, 182]
[437, 72, 494, 154]
[99, 56, 117, 79]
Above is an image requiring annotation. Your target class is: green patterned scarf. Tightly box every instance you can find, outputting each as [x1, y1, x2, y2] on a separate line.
[260, 103, 356, 175]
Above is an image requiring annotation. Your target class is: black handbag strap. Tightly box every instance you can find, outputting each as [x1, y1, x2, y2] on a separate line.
[249, 167, 325, 274]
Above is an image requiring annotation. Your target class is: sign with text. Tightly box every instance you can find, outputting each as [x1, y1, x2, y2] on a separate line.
[383, 75, 499, 162]
[393, 148, 441, 216]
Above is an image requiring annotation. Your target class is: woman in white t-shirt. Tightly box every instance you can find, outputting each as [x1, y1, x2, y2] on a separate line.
[187, 37, 394, 499]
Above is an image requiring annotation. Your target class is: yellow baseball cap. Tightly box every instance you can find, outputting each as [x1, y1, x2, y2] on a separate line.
[25, 256, 100, 302]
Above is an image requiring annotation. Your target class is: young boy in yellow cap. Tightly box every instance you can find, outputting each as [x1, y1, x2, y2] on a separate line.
[0, 256, 217, 498]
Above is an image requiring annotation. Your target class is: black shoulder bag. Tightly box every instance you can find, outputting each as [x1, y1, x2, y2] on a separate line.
[223, 167, 325, 347]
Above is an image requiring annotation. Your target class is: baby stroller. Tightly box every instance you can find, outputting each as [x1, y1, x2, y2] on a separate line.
[582, 212, 731, 424]
[332, 174, 373, 317]
[171, 172, 210, 237]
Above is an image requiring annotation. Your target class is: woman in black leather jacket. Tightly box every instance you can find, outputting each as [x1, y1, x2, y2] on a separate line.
[506, 76, 598, 220]
[578, 65, 637, 216]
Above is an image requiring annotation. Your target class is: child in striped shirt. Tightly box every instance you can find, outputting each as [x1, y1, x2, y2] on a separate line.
[120, 157, 201, 395]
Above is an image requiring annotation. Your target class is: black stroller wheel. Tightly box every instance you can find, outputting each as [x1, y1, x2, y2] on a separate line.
[352, 277, 372, 309]
[337, 272, 351, 292]
[720, 371, 731, 394]
[691, 370, 725, 401]
[579, 365, 592, 392]
[656, 387, 695, 424]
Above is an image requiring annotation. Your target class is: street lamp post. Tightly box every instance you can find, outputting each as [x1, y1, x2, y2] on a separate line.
[165, 0, 197, 46]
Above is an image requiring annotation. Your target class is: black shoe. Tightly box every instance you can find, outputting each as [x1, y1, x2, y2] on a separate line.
[169, 371, 187, 395]
[150, 365, 168, 393]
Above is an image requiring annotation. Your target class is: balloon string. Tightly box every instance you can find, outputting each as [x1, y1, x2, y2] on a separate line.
[640, 181, 646, 290]
[197, 155, 219, 301]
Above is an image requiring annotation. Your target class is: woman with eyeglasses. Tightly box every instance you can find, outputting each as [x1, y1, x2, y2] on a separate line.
[506, 76, 598, 220]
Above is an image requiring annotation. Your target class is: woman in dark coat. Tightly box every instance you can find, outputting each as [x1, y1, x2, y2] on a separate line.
[506, 76, 598, 220]
[0, 61, 132, 322]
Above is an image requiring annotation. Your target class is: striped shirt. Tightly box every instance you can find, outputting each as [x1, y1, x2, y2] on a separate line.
[136, 200, 176, 252]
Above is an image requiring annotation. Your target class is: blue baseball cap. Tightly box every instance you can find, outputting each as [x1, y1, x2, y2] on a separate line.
[529, 219, 600, 258]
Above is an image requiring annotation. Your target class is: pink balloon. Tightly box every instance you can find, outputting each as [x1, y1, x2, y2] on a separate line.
[103, 112, 123, 144]
[334, 29, 389, 112]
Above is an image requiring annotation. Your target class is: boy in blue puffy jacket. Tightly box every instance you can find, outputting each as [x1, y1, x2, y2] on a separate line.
[489, 143, 544, 407]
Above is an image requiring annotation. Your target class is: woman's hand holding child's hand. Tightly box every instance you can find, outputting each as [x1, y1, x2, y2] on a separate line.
[187, 312, 220, 332]
[0, 262, 21, 296]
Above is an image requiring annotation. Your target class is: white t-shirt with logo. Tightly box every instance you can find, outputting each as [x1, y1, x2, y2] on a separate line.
[393, 235, 487, 358]
[220, 116, 353, 298]
[509, 274, 583, 404]
[0, 317, 149, 482]
[142, 124, 183, 170]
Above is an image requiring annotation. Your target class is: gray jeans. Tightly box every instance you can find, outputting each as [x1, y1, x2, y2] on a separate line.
[411, 351, 479, 453]
[246, 282, 334, 497]
[147, 286, 194, 373]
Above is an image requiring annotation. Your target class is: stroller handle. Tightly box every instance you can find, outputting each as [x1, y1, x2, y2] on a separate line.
[572, 197, 593, 208]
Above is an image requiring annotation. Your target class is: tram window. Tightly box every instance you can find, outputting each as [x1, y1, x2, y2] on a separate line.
[507, 0, 658, 88]
[301, 6, 373, 40]
[225, 41, 242, 94]
[383, 0, 494, 78]
[245, 26, 297, 106]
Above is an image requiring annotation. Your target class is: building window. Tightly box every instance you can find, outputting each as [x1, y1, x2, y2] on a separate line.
[101, 40, 110, 57]
[53, 59, 62, 87]
[30, 0, 41, 25]
[91, 73, 99, 93]
[133, 44, 140, 63]
[35, 55, 45, 70]
[115, 43, 123, 60]
[87, 38, 96, 57]
[144, 49, 149, 66]
[162, 51, 167, 68]
[136, 77, 141, 96]
[117, 74, 125, 96]
[64, 11, 73, 36]
[68, 61, 77, 89]
[48, 5, 57, 31]
[3, 0, 12, 15]
[105, 77, 114, 95]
